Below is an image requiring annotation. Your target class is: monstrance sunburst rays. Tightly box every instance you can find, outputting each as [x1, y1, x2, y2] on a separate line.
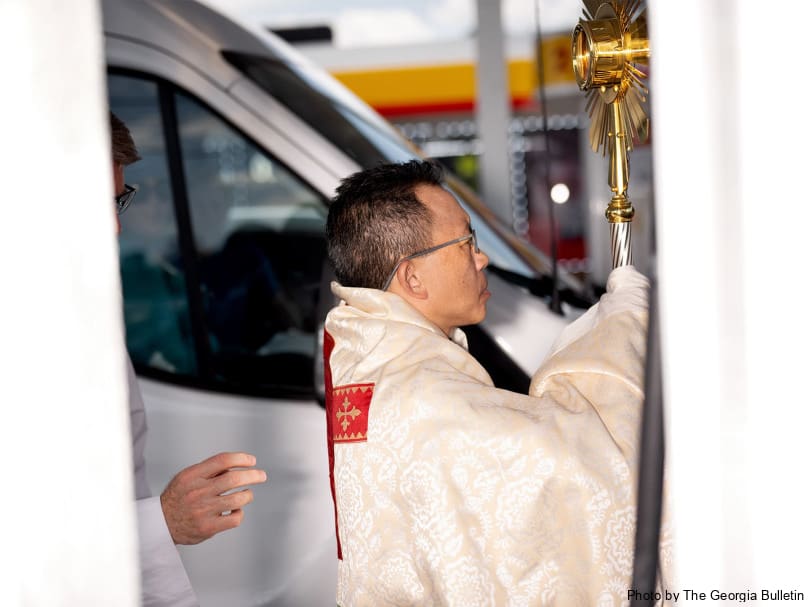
[574, 0, 649, 155]
[572, 0, 650, 268]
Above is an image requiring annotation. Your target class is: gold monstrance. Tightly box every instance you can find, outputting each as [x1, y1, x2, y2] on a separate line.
[572, 0, 650, 268]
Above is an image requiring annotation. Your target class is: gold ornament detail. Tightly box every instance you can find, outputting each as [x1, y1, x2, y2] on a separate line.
[337, 396, 361, 431]
[573, 0, 649, 156]
[572, 0, 650, 267]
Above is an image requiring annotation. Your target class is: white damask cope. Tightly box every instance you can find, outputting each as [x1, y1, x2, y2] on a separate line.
[325, 267, 670, 606]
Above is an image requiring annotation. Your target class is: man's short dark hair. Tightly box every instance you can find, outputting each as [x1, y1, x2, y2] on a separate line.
[110, 111, 141, 166]
[327, 160, 444, 290]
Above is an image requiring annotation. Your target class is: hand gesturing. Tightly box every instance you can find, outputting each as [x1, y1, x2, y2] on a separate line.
[160, 452, 267, 545]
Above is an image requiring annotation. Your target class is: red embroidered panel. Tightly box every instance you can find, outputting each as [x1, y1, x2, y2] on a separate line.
[332, 383, 373, 443]
[323, 330, 340, 559]
[323, 331, 375, 561]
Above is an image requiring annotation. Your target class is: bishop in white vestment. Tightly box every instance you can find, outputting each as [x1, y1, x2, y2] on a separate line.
[323, 159, 670, 606]
[324, 266, 656, 606]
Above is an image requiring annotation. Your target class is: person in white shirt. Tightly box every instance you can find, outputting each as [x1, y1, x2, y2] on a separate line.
[111, 111, 267, 606]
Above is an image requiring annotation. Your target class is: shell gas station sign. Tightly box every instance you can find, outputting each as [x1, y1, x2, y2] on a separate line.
[329, 34, 576, 118]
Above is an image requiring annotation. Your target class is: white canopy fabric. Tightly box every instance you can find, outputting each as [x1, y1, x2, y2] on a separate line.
[0, 1, 138, 604]
[651, 0, 809, 594]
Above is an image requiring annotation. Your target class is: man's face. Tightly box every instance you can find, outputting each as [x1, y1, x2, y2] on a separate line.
[412, 184, 490, 334]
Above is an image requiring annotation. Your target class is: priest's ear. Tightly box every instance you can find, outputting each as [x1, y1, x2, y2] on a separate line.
[390, 260, 428, 300]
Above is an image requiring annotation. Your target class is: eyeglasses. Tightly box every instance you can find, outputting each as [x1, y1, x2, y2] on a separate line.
[115, 184, 138, 215]
[382, 229, 479, 291]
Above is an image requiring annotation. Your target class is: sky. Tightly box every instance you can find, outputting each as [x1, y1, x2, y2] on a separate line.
[204, 0, 583, 47]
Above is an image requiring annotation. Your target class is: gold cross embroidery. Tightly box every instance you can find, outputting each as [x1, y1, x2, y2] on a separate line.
[336, 396, 361, 431]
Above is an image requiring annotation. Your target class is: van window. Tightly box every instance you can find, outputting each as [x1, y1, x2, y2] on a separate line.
[110, 72, 329, 395]
[110, 75, 198, 376]
[175, 92, 328, 390]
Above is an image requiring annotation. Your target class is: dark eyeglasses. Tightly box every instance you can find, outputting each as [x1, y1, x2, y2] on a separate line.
[115, 184, 138, 215]
[382, 229, 479, 291]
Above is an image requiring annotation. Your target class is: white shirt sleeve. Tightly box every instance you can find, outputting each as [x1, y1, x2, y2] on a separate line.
[127, 358, 198, 606]
[136, 497, 199, 607]
[127, 357, 150, 500]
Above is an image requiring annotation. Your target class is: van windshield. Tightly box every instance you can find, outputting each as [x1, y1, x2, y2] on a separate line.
[223, 51, 583, 293]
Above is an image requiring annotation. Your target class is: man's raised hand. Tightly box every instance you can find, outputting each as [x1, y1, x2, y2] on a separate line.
[160, 452, 267, 545]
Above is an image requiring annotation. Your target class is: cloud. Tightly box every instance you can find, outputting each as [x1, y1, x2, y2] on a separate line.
[425, 0, 475, 37]
[334, 9, 437, 47]
[203, 0, 584, 46]
[503, 0, 582, 35]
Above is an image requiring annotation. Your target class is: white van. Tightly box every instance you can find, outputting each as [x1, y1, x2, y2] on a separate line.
[103, 1, 590, 604]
